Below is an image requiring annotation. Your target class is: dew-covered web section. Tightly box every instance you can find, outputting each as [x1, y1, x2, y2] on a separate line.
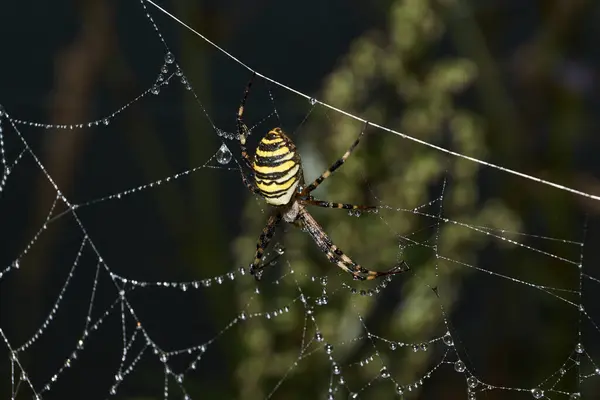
[1, 0, 600, 399]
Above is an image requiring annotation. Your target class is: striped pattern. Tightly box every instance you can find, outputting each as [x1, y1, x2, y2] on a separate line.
[297, 206, 407, 280]
[252, 128, 302, 206]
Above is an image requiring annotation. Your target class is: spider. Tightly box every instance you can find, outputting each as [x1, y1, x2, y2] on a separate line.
[236, 72, 409, 281]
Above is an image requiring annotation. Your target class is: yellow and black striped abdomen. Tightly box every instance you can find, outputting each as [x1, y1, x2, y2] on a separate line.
[252, 128, 302, 206]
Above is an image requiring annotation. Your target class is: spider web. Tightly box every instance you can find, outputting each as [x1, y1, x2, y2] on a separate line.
[1, 0, 599, 399]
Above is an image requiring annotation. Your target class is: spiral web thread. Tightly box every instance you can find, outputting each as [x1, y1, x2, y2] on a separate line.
[1, 0, 599, 399]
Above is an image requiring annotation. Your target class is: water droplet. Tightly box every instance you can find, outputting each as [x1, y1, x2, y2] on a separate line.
[569, 393, 580, 399]
[380, 367, 390, 379]
[333, 363, 341, 375]
[324, 343, 333, 354]
[321, 277, 328, 286]
[115, 373, 123, 381]
[161, 65, 168, 73]
[0, 104, 5, 117]
[160, 353, 167, 363]
[216, 143, 232, 165]
[175, 67, 183, 76]
[467, 376, 478, 388]
[177, 374, 184, 383]
[468, 393, 476, 400]
[575, 343, 584, 354]
[443, 332, 454, 346]
[454, 360, 466, 373]
[315, 331, 324, 342]
[151, 85, 160, 95]
[395, 385, 404, 395]
[389, 342, 397, 350]
[531, 388, 544, 399]
[110, 386, 116, 395]
[13, 260, 20, 269]
[309, 97, 317, 105]
[103, 118, 109, 126]
[274, 243, 285, 255]
[349, 393, 358, 399]
[165, 52, 175, 64]
[420, 343, 428, 352]
[467, 376, 479, 389]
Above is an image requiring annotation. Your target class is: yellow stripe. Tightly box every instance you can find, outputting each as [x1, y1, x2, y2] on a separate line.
[257, 176, 298, 193]
[261, 137, 284, 144]
[253, 160, 295, 174]
[261, 165, 299, 184]
[256, 147, 290, 157]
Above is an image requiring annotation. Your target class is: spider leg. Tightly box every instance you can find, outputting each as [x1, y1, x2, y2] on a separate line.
[240, 167, 261, 195]
[297, 206, 408, 281]
[301, 198, 376, 212]
[237, 72, 257, 169]
[249, 212, 283, 280]
[301, 121, 368, 195]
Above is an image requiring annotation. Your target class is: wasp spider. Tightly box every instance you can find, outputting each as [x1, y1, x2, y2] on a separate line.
[236, 73, 409, 281]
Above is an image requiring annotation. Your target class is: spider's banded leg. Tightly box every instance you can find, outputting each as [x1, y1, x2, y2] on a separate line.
[249, 212, 282, 280]
[240, 169, 261, 195]
[301, 198, 376, 212]
[301, 121, 368, 195]
[298, 206, 408, 281]
[237, 72, 257, 169]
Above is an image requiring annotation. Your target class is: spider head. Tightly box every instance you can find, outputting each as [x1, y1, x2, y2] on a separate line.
[252, 128, 303, 206]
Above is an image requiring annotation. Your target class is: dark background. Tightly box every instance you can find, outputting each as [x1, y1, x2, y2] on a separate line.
[1, 0, 600, 399]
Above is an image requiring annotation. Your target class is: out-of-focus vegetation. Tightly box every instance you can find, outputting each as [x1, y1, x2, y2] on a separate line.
[1, 0, 599, 399]
[232, 0, 524, 398]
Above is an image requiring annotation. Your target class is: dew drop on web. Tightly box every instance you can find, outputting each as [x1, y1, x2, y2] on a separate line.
[216, 143, 232, 165]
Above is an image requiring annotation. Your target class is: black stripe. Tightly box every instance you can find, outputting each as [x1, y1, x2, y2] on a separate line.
[261, 185, 297, 197]
[329, 158, 344, 172]
[254, 152, 294, 167]
[254, 169, 297, 181]
[256, 173, 297, 187]
[265, 130, 282, 140]
[257, 141, 287, 152]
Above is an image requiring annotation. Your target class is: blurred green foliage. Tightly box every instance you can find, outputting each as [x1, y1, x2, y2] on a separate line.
[232, 0, 521, 398]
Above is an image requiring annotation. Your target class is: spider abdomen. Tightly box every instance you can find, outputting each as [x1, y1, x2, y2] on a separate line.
[252, 128, 302, 206]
